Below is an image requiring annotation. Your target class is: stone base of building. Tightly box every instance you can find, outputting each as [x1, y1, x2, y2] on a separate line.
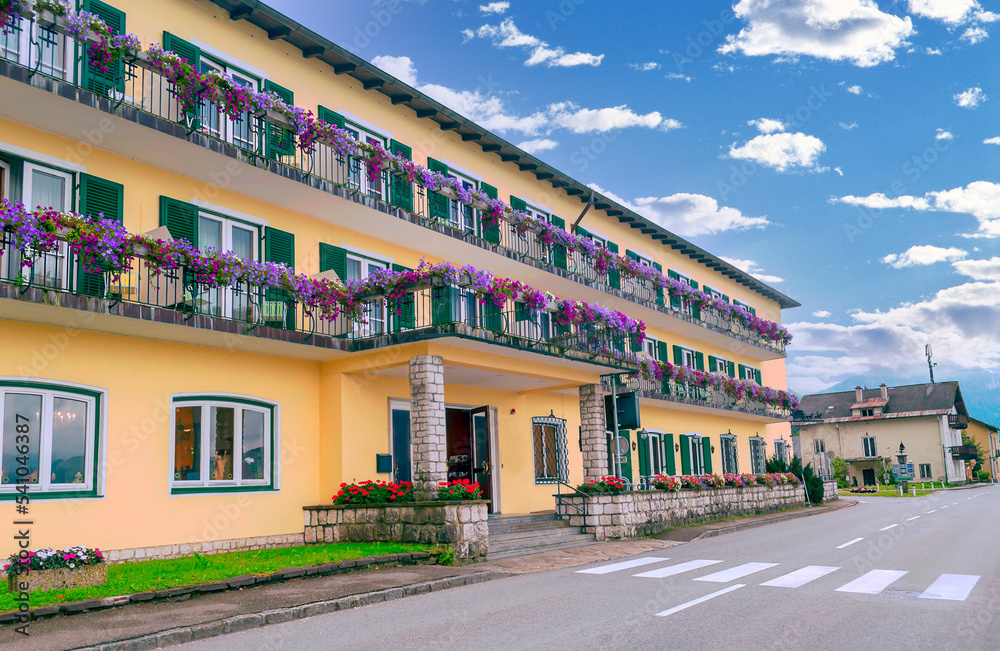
[104, 533, 304, 563]
[302, 501, 489, 563]
[559, 485, 804, 540]
[822, 480, 839, 501]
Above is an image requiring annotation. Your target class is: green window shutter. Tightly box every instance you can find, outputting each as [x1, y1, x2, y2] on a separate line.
[667, 270, 681, 309]
[728, 361, 736, 378]
[680, 434, 691, 475]
[509, 196, 527, 212]
[319, 243, 347, 278]
[702, 437, 713, 474]
[754, 369, 762, 385]
[663, 434, 676, 476]
[722, 294, 730, 303]
[606, 241, 621, 289]
[704, 285, 714, 297]
[656, 340, 668, 363]
[264, 80, 295, 158]
[514, 301, 530, 322]
[427, 158, 450, 220]
[76, 173, 124, 296]
[159, 196, 198, 246]
[625, 249, 639, 261]
[264, 226, 295, 329]
[750, 306, 757, 316]
[162, 32, 201, 128]
[690, 280, 699, 291]
[673, 345, 683, 366]
[637, 433, 650, 478]
[549, 215, 567, 270]
[482, 303, 503, 333]
[431, 285, 455, 326]
[575, 225, 590, 238]
[479, 182, 501, 244]
[318, 106, 345, 128]
[689, 280, 701, 319]
[708, 355, 718, 374]
[389, 140, 413, 212]
[738, 364, 747, 379]
[81, 1, 125, 96]
[695, 352, 705, 371]
[652, 262, 664, 306]
[390, 263, 415, 330]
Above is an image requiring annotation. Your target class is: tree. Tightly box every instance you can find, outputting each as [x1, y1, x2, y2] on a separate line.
[831, 456, 849, 489]
[765, 453, 789, 473]
[961, 434, 986, 475]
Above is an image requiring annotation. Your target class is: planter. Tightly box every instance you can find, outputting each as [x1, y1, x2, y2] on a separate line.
[7, 564, 107, 593]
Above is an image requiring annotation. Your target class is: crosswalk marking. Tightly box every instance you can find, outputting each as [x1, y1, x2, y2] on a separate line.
[919, 574, 980, 601]
[576, 557, 670, 575]
[761, 565, 840, 588]
[836, 537, 864, 549]
[941, 505, 950, 509]
[907, 516, 920, 521]
[654, 584, 745, 617]
[835, 570, 907, 594]
[634, 559, 722, 579]
[879, 524, 899, 531]
[695, 562, 779, 583]
[927, 509, 937, 513]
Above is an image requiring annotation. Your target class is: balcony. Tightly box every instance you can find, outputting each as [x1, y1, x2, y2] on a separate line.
[0, 12, 787, 360]
[948, 414, 969, 430]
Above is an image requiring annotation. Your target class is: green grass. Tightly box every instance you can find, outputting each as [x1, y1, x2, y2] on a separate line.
[0, 542, 434, 613]
[839, 489, 935, 498]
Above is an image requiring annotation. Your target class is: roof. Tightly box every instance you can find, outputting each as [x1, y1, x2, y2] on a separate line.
[969, 417, 1000, 432]
[851, 398, 889, 409]
[794, 381, 967, 423]
[207, 0, 800, 310]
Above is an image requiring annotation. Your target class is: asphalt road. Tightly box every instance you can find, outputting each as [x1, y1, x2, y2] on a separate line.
[178, 486, 1000, 651]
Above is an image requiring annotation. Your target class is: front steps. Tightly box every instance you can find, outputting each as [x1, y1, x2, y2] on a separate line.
[487, 512, 596, 560]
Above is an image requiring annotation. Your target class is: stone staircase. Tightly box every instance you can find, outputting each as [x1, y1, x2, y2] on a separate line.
[487, 512, 596, 560]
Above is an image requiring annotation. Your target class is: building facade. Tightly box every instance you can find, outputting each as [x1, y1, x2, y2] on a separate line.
[793, 382, 975, 486]
[0, 0, 798, 556]
[965, 418, 999, 482]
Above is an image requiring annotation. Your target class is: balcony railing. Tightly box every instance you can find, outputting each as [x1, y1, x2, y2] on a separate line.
[948, 414, 969, 430]
[0, 232, 635, 369]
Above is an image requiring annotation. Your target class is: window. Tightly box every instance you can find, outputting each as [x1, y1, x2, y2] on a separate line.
[0, 159, 7, 202]
[750, 437, 766, 474]
[679, 347, 696, 368]
[198, 58, 259, 150]
[196, 210, 261, 321]
[813, 439, 826, 454]
[345, 253, 389, 336]
[0, 17, 73, 81]
[532, 417, 567, 483]
[0, 379, 104, 498]
[643, 336, 659, 360]
[741, 364, 758, 382]
[860, 408, 874, 417]
[448, 171, 478, 233]
[711, 356, 730, 374]
[4, 163, 73, 289]
[171, 395, 278, 493]
[734, 299, 757, 316]
[645, 431, 664, 476]
[720, 434, 738, 474]
[674, 271, 695, 315]
[862, 436, 877, 458]
[919, 463, 932, 479]
[774, 439, 787, 464]
[346, 123, 387, 199]
[682, 434, 705, 475]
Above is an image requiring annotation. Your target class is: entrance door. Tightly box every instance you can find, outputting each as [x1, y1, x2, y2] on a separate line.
[391, 406, 411, 483]
[470, 406, 493, 512]
[862, 468, 876, 486]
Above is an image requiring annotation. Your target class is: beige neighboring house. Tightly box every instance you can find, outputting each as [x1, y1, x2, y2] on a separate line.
[792, 382, 974, 486]
[965, 418, 1000, 482]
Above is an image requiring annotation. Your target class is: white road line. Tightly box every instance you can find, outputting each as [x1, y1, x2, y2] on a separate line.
[761, 566, 840, 588]
[907, 516, 920, 521]
[919, 574, 980, 601]
[695, 562, 779, 583]
[576, 557, 670, 575]
[941, 505, 950, 509]
[654, 584, 745, 617]
[927, 510, 937, 513]
[634, 559, 722, 579]
[836, 537, 864, 549]
[952, 502, 958, 505]
[879, 524, 899, 531]
[836, 570, 907, 594]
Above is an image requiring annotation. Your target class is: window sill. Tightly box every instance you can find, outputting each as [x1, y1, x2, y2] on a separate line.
[170, 485, 278, 496]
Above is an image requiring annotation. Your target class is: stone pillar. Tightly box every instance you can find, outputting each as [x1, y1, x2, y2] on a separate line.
[580, 383, 608, 481]
[410, 355, 447, 499]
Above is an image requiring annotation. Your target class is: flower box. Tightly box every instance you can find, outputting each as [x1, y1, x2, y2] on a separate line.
[7, 563, 107, 593]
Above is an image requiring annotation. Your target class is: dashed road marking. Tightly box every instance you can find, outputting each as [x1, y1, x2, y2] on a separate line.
[879, 524, 899, 531]
[907, 516, 920, 521]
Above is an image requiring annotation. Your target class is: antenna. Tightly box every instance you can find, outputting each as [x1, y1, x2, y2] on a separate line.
[925, 344, 936, 384]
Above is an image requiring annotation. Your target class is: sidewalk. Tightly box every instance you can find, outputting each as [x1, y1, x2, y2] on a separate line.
[653, 499, 857, 542]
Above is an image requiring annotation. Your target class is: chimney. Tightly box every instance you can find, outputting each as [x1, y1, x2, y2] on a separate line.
[880, 383, 888, 400]
[855, 386, 863, 402]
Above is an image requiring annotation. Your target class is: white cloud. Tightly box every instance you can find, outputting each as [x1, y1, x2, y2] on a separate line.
[935, 128, 954, 140]
[835, 182, 1000, 237]
[954, 87, 987, 108]
[953, 257, 1000, 281]
[984, 136, 1000, 145]
[516, 138, 558, 154]
[961, 26, 989, 43]
[470, 18, 604, 67]
[728, 132, 827, 172]
[665, 72, 691, 81]
[748, 118, 786, 134]
[479, 1, 508, 14]
[369, 56, 677, 137]
[881, 245, 967, 268]
[588, 184, 771, 238]
[846, 84, 864, 95]
[812, 310, 832, 318]
[926, 46, 943, 54]
[834, 166, 844, 176]
[907, 0, 982, 24]
[720, 257, 784, 283]
[839, 121, 859, 130]
[719, 0, 915, 68]
[629, 62, 661, 71]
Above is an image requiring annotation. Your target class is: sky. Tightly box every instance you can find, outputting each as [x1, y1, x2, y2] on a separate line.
[267, 0, 1000, 422]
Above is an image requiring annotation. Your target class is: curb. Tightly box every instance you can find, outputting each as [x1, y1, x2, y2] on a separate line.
[71, 569, 511, 651]
[693, 499, 858, 541]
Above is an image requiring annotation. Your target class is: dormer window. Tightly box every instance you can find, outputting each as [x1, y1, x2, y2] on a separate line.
[860, 408, 874, 417]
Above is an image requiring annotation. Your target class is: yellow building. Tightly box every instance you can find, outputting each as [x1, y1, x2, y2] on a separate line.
[0, 0, 798, 557]
[965, 418, 999, 483]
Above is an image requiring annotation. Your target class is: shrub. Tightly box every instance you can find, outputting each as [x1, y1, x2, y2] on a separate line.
[652, 474, 681, 492]
[576, 476, 627, 494]
[5, 546, 104, 577]
[849, 487, 877, 494]
[436, 479, 483, 501]
[333, 480, 414, 505]
[802, 463, 825, 504]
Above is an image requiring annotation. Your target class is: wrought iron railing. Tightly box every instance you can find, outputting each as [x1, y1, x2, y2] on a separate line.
[604, 372, 792, 420]
[0, 11, 785, 356]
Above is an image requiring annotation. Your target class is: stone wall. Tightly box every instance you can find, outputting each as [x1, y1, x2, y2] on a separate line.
[823, 480, 839, 501]
[105, 533, 304, 563]
[303, 501, 489, 563]
[559, 485, 804, 540]
[409, 355, 447, 499]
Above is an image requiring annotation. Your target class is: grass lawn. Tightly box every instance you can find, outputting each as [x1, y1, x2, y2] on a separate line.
[0, 542, 435, 613]
[839, 489, 936, 498]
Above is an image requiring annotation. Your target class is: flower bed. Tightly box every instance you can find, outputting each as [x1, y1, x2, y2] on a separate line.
[334, 480, 415, 505]
[652, 472, 799, 492]
[575, 476, 627, 494]
[5, 545, 106, 593]
[436, 479, 483, 501]
[848, 487, 877, 494]
[2, 0, 792, 349]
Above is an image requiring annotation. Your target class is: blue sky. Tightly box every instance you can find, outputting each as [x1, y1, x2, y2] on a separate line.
[268, 0, 1000, 421]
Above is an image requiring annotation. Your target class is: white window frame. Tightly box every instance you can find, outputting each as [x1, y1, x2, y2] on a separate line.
[687, 433, 704, 475]
[679, 346, 696, 368]
[734, 299, 754, 314]
[814, 439, 826, 454]
[919, 463, 932, 479]
[774, 439, 787, 464]
[720, 434, 738, 474]
[645, 429, 664, 476]
[750, 437, 767, 474]
[0, 159, 9, 202]
[0, 378, 106, 498]
[345, 253, 390, 336]
[197, 57, 260, 150]
[741, 364, 758, 382]
[345, 122, 388, 200]
[169, 394, 279, 493]
[643, 336, 659, 361]
[712, 356, 730, 375]
[195, 210, 261, 321]
[447, 169, 478, 233]
[1, 18, 74, 81]
[862, 436, 877, 458]
[674, 271, 696, 315]
[17, 163, 73, 290]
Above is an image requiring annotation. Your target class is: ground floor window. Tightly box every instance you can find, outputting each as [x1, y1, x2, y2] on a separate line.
[532, 416, 568, 484]
[680, 433, 705, 475]
[774, 439, 787, 464]
[0, 380, 104, 498]
[720, 434, 738, 474]
[750, 437, 766, 474]
[171, 395, 278, 493]
[919, 463, 932, 479]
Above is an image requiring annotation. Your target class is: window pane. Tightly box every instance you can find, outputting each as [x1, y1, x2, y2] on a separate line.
[232, 226, 253, 260]
[199, 217, 222, 253]
[50, 397, 87, 485]
[241, 409, 265, 480]
[346, 258, 362, 282]
[211, 407, 235, 480]
[2, 394, 42, 486]
[174, 406, 201, 481]
[30, 170, 65, 210]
